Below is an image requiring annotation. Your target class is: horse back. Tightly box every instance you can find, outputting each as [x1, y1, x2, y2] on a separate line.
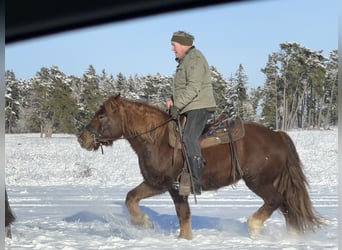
[201, 122, 287, 190]
[238, 122, 287, 167]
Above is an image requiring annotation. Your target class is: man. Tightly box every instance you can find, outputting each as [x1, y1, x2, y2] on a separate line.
[167, 31, 216, 195]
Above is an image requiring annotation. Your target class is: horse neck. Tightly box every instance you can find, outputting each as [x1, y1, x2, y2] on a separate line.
[120, 100, 168, 146]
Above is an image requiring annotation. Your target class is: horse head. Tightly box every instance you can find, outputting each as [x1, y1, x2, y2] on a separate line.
[77, 93, 123, 151]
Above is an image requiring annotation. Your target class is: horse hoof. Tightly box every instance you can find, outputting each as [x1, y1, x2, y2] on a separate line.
[142, 214, 154, 229]
[131, 214, 154, 229]
[142, 217, 154, 229]
[178, 233, 192, 240]
[247, 218, 263, 238]
[287, 226, 300, 237]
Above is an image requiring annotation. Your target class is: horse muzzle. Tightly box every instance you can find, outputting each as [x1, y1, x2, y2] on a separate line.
[77, 131, 99, 151]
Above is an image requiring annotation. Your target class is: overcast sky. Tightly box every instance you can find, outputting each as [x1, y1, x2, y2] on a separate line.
[5, 0, 337, 88]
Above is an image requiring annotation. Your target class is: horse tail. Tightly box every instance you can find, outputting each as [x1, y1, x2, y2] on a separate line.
[275, 131, 324, 233]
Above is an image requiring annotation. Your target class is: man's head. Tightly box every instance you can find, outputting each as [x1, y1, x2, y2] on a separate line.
[171, 31, 194, 59]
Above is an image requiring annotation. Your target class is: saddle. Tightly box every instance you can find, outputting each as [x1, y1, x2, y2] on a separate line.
[168, 114, 245, 149]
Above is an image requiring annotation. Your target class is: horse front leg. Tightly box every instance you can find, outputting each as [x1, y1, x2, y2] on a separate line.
[125, 181, 165, 228]
[169, 189, 192, 240]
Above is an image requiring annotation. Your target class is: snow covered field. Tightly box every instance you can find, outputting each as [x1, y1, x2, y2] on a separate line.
[5, 128, 338, 249]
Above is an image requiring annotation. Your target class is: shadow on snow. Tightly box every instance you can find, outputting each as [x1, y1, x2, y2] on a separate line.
[62, 201, 249, 239]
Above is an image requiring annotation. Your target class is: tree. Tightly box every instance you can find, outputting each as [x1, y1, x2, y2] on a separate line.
[98, 70, 118, 95]
[115, 72, 128, 95]
[221, 73, 237, 117]
[78, 65, 105, 126]
[47, 68, 78, 134]
[249, 86, 263, 122]
[261, 43, 331, 130]
[4, 44, 338, 133]
[261, 53, 281, 128]
[5, 70, 21, 133]
[322, 50, 338, 128]
[210, 66, 227, 114]
[234, 64, 249, 120]
[25, 67, 54, 135]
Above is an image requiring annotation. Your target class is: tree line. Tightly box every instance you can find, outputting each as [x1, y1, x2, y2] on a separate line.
[5, 42, 338, 136]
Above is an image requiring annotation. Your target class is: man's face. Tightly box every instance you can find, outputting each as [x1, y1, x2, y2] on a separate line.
[171, 41, 189, 59]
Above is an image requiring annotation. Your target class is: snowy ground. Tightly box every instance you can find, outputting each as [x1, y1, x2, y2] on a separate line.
[5, 128, 338, 249]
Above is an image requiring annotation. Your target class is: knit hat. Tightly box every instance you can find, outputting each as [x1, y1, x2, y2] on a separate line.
[171, 31, 194, 46]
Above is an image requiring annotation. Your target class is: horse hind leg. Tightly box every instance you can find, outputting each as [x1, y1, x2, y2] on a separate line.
[246, 183, 283, 238]
[278, 203, 299, 236]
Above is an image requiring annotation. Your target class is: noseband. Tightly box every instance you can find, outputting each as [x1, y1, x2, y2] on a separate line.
[85, 124, 102, 138]
[83, 124, 106, 154]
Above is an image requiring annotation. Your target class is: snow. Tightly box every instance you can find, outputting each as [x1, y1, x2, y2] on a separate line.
[5, 128, 338, 249]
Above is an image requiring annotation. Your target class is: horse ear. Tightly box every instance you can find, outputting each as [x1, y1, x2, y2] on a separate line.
[104, 95, 118, 114]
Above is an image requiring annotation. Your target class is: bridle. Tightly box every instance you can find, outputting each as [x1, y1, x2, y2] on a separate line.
[85, 124, 102, 138]
[84, 116, 174, 154]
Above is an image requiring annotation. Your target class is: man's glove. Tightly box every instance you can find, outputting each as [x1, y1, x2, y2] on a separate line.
[169, 106, 179, 119]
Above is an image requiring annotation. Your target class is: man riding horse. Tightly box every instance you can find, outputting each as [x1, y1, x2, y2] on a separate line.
[166, 31, 216, 195]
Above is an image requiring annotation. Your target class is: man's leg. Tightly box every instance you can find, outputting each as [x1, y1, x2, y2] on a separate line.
[182, 109, 211, 195]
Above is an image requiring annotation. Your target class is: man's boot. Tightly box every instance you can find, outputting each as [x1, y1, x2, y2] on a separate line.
[188, 155, 203, 195]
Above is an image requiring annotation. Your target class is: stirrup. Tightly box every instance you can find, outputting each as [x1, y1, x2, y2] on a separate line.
[172, 181, 180, 190]
[179, 172, 191, 196]
[172, 171, 191, 196]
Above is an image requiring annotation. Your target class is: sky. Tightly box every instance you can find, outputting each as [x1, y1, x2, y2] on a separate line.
[5, 0, 338, 89]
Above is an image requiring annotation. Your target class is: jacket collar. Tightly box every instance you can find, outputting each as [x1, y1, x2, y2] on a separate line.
[175, 46, 195, 63]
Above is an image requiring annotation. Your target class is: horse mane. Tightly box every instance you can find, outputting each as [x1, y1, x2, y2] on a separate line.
[113, 96, 170, 144]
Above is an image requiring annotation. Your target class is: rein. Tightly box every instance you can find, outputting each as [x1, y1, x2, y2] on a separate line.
[85, 116, 173, 153]
[121, 117, 173, 140]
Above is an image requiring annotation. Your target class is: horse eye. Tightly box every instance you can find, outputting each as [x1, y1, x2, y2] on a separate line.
[98, 114, 106, 120]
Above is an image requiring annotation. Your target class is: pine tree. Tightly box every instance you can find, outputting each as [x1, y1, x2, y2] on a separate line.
[249, 86, 263, 122]
[25, 67, 53, 135]
[47, 67, 78, 134]
[210, 66, 227, 114]
[78, 65, 105, 126]
[5, 70, 21, 133]
[223, 74, 238, 118]
[261, 43, 332, 130]
[234, 64, 249, 120]
[4, 43, 338, 133]
[115, 72, 128, 95]
[261, 53, 281, 128]
[322, 50, 338, 128]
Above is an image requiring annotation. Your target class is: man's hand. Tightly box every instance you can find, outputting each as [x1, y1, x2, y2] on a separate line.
[169, 106, 179, 119]
[166, 99, 173, 109]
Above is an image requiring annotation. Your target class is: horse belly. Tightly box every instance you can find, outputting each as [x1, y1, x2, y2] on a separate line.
[201, 144, 237, 190]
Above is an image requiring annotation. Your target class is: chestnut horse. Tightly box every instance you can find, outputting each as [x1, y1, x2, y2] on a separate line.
[77, 94, 323, 239]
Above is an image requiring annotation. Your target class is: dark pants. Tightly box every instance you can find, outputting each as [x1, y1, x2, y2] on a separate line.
[182, 108, 211, 157]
